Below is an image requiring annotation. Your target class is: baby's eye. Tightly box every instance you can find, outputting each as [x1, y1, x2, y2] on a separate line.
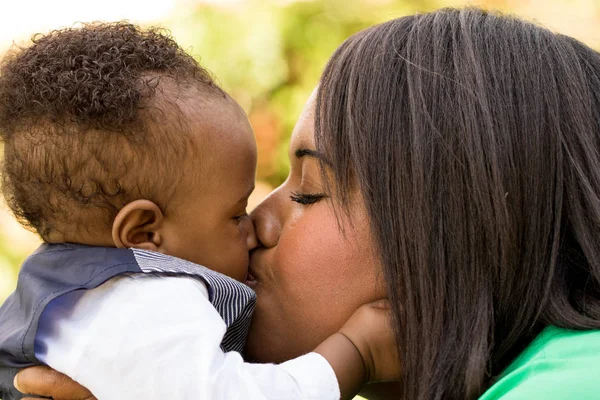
[234, 212, 249, 223]
[290, 191, 327, 205]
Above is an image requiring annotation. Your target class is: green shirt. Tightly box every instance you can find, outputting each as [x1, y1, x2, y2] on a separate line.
[479, 326, 600, 399]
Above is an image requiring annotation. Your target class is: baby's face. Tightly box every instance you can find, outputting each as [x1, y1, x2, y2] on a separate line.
[160, 94, 258, 282]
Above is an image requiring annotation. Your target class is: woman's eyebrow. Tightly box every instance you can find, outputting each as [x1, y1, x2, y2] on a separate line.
[295, 148, 330, 164]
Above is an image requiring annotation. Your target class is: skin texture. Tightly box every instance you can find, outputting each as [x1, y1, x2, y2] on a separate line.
[245, 90, 388, 363]
[111, 91, 258, 282]
[146, 93, 258, 281]
[12, 91, 401, 399]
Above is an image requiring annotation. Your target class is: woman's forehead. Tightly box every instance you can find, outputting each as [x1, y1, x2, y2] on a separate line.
[290, 91, 317, 149]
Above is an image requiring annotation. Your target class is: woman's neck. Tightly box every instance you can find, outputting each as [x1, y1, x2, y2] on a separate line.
[359, 381, 403, 399]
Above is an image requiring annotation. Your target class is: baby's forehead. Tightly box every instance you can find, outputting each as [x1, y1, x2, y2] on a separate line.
[145, 84, 247, 150]
[158, 90, 256, 198]
[174, 98, 253, 158]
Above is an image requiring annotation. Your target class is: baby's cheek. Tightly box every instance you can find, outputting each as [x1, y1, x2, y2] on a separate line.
[228, 237, 251, 281]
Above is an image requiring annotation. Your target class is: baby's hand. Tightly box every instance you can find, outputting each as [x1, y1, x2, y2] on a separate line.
[339, 300, 400, 383]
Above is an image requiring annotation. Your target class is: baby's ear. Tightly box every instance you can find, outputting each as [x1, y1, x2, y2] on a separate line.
[112, 200, 164, 251]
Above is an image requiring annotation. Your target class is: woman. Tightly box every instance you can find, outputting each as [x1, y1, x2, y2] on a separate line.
[14, 7, 600, 399]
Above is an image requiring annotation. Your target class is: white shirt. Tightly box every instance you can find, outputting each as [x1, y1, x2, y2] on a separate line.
[34, 274, 340, 400]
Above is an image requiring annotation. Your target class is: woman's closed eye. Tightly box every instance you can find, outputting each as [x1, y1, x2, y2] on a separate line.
[290, 191, 327, 205]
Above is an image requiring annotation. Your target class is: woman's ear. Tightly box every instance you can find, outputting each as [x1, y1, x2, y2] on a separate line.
[112, 200, 164, 251]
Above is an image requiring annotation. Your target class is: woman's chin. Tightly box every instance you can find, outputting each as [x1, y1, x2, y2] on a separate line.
[244, 309, 299, 363]
[243, 327, 275, 362]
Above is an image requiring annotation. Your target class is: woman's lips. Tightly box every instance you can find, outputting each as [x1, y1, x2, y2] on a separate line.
[246, 251, 263, 288]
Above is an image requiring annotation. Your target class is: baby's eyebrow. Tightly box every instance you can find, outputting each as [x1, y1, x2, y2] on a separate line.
[236, 184, 255, 205]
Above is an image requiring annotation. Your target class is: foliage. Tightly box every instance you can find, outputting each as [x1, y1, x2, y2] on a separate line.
[0, 0, 599, 303]
[168, 0, 439, 185]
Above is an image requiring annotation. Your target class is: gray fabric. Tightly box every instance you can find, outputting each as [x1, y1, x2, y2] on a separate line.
[0, 367, 20, 400]
[0, 244, 141, 368]
[0, 243, 256, 399]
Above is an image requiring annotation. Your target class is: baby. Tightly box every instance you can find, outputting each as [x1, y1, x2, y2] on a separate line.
[0, 23, 395, 399]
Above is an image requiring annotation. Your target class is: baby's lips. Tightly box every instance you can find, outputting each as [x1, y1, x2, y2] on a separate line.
[245, 268, 257, 288]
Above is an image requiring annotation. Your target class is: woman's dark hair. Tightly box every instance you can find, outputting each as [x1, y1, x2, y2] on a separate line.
[316, 7, 600, 399]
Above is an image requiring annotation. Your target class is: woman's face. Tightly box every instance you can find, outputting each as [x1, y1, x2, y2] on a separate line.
[245, 91, 386, 362]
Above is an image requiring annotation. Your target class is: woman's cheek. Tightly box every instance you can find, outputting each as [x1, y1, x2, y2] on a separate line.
[246, 204, 384, 362]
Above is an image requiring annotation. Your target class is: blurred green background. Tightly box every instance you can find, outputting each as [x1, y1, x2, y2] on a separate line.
[0, 0, 599, 303]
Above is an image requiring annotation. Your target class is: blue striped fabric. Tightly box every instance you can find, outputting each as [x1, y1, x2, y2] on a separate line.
[132, 249, 256, 354]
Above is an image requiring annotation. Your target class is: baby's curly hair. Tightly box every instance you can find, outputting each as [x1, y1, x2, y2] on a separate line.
[0, 22, 221, 241]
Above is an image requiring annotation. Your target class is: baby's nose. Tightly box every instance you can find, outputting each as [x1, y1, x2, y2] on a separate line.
[243, 217, 258, 250]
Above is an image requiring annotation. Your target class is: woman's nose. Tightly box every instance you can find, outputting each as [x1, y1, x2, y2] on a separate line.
[250, 190, 283, 249]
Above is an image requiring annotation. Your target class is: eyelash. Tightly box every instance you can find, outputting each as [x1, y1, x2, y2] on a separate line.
[290, 191, 327, 205]
[235, 213, 248, 222]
